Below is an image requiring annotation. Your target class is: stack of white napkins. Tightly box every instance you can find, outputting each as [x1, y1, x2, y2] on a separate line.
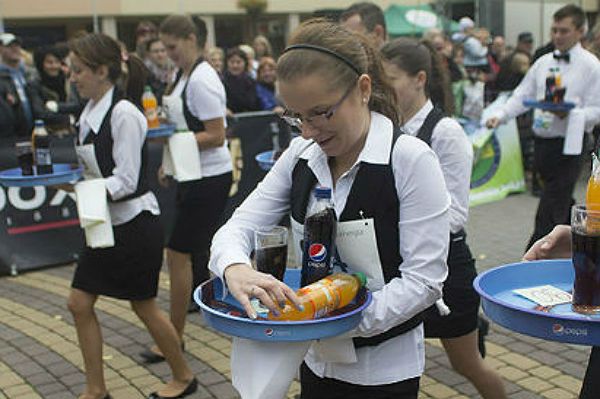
[74, 179, 114, 248]
[162, 131, 202, 182]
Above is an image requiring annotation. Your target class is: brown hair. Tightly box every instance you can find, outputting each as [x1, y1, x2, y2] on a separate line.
[69, 33, 148, 108]
[554, 4, 586, 30]
[277, 19, 398, 124]
[381, 37, 454, 115]
[159, 14, 208, 48]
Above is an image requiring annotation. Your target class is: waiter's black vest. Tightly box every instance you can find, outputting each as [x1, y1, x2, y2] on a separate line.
[79, 89, 150, 202]
[173, 57, 205, 132]
[416, 106, 445, 146]
[290, 126, 425, 348]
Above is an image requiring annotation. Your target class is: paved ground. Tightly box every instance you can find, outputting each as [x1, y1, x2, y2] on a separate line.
[0, 177, 592, 399]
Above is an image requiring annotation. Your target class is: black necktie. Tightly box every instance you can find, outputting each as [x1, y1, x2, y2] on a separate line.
[553, 51, 570, 63]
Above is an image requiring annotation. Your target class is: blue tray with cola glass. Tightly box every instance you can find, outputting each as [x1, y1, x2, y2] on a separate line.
[523, 99, 575, 112]
[474, 259, 600, 345]
[147, 124, 176, 139]
[194, 268, 372, 342]
[0, 164, 82, 187]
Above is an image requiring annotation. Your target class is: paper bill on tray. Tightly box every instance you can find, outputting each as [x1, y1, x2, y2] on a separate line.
[513, 285, 572, 307]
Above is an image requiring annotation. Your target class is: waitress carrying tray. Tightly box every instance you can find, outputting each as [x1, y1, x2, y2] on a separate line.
[194, 268, 372, 342]
[523, 99, 576, 112]
[0, 164, 82, 187]
[147, 123, 176, 139]
[474, 259, 600, 346]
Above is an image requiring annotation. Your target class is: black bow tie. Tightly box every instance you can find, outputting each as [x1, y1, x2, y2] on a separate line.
[553, 51, 570, 62]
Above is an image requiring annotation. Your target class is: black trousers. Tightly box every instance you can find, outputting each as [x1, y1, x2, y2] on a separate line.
[300, 363, 419, 399]
[527, 137, 583, 250]
[580, 346, 600, 399]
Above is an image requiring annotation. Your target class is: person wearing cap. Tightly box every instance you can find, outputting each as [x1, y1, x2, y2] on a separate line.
[516, 32, 535, 59]
[486, 4, 600, 250]
[340, 2, 387, 49]
[0, 33, 38, 136]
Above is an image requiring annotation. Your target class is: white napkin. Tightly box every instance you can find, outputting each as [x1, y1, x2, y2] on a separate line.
[162, 132, 202, 182]
[563, 109, 585, 155]
[74, 179, 114, 248]
[231, 338, 311, 399]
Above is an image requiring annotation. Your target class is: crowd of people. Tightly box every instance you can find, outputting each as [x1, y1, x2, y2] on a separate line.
[1, 1, 599, 399]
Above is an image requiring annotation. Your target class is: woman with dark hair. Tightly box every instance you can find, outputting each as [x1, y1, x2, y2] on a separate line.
[223, 46, 261, 114]
[66, 33, 196, 399]
[210, 19, 450, 398]
[138, 14, 232, 366]
[381, 37, 506, 399]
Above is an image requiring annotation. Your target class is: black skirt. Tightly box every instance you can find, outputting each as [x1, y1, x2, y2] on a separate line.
[424, 231, 480, 338]
[72, 211, 164, 301]
[167, 172, 232, 254]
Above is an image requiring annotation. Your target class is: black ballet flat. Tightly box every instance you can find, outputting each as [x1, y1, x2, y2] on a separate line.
[147, 378, 198, 399]
[140, 342, 185, 364]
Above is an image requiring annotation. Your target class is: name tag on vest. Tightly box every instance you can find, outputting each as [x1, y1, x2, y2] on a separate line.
[336, 218, 385, 291]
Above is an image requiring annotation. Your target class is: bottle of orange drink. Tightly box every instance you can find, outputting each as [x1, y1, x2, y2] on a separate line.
[268, 272, 366, 321]
[142, 85, 160, 129]
[586, 153, 600, 232]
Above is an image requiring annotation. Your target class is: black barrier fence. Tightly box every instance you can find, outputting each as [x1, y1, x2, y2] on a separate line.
[0, 112, 291, 276]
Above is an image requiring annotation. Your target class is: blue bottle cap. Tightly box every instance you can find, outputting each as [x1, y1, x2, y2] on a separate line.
[314, 186, 332, 199]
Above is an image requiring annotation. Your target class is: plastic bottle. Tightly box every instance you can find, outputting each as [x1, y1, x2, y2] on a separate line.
[32, 120, 53, 175]
[586, 153, 600, 232]
[268, 272, 367, 321]
[301, 186, 337, 287]
[142, 86, 160, 129]
[544, 68, 556, 102]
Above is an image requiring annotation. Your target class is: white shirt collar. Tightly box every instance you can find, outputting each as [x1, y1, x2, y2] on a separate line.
[299, 111, 394, 166]
[80, 86, 115, 138]
[402, 100, 433, 137]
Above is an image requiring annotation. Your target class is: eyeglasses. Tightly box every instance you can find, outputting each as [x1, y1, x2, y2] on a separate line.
[281, 80, 357, 129]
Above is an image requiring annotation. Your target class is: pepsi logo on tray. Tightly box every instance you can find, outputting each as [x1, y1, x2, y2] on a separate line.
[552, 324, 564, 334]
[264, 328, 274, 337]
[309, 243, 327, 262]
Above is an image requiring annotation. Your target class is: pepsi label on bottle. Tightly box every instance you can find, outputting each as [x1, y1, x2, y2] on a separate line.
[301, 186, 336, 286]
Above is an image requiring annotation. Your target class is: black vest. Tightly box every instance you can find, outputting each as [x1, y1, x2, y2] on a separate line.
[290, 126, 425, 348]
[415, 106, 445, 147]
[79, 89, 150, 202]
[173, 57, 205, 132]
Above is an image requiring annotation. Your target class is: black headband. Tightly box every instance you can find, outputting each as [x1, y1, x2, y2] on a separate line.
[282, 44, 361, 76]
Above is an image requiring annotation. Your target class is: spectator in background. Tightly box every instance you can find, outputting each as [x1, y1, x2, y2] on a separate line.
[516, 32, 535, 59]
[428, 31, 464, 83]
[0, 33, 37, 136]
[32, 45, 71, 133]
[488, 35, 506, 74]
[238, 44, 257, 78]
[454, 17, 490, 71]
[134, 20, 158, 60]
[339, 1, 387, 48]
[207, 47, 225, 76]
[144, 38, 176, 102]
[255, 56, 283, 113]
[252, 35, 272, 59]
[223, 47, 261, 114]
[45, 42, 86, 120]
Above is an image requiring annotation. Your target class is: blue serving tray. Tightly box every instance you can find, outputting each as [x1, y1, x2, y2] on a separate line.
[0, 163, 82, 187]
[523, 99, 575, 112]
[147, 124, 176, 139]
[474, 259, 600, 346]
[194, 269, 372, 342]
[255, 150, 276, 172]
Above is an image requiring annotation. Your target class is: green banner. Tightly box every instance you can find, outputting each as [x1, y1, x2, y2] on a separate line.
[461, 93, 526, 207]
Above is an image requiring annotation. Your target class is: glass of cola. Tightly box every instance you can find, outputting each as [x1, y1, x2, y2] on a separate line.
[254, 226, 288, 281]
[571, 205, 600, 314]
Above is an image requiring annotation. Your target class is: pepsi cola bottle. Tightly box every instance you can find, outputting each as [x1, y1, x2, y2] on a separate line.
[301, 186, 336, 286]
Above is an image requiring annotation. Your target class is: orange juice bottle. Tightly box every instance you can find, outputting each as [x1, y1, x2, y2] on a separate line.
[142, 85, 160, 129]
[586, 153, 600, 232]
[268, 272, 366, 321]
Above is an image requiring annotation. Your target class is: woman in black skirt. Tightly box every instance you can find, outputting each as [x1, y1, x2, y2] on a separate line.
[66, 33, 196, 399]
[381, 38, 506, 399]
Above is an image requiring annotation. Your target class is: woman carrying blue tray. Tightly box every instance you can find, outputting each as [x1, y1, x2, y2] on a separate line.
[209, 20, 450, 398]
[380, 38, 506, 399]
[525, 225, 598, 399]
[66, 33, 195, 399]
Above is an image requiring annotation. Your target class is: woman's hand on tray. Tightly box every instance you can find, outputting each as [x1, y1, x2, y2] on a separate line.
[523, 225, 572, 261]
[223, 263, 302, 319]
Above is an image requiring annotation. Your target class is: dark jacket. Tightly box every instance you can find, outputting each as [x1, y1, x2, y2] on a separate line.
[223, 71, 261, 113]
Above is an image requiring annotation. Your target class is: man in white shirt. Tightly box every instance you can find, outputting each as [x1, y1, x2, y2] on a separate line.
[487, 4, 600, 250]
